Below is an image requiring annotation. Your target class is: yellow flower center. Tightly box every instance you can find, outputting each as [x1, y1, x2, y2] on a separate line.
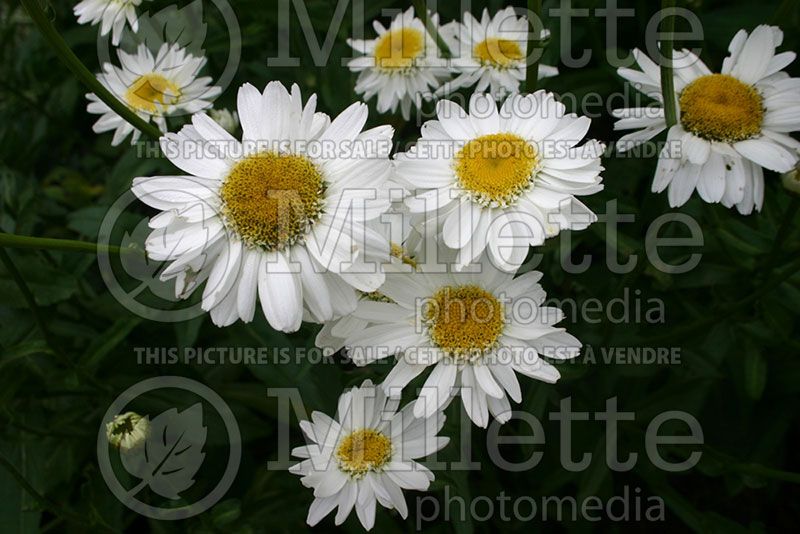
[455, 133, 538, 207]
[220, 153, 325, 250]
[679, 74, 764, 142]
[125, 73, 181, 114]
[336, 429, 392, 477]
[474, 38, 525, 68]
[424, 285, 505, 359]
[374, 28, 426, 71]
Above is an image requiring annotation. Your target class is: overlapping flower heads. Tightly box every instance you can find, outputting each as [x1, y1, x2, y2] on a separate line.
[72, 1, 800, 530]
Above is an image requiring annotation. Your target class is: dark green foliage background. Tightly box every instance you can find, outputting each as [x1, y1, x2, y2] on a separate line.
[1, 0, 799, 532]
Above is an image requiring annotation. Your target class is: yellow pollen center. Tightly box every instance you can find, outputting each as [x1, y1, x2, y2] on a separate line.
[125, 73, 181, 114]
[424, 285, 505, 359]
[474, 38, 525, 68]
[455, 133, 538, 206]
[679, 74, 764, 142]
[220, 153, 325, 250]
[336, 429, 392, 477]
[374, 28, 425, 70]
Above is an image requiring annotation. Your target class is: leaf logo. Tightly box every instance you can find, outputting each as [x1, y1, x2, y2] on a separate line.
[120, 403, 207, 500]
[119, 218, 163, 284]
[134, 0, 208, 58]
[119, 207, 218, 301]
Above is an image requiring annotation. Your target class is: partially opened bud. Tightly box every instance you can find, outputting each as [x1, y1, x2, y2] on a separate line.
[106, 412, 150, 451]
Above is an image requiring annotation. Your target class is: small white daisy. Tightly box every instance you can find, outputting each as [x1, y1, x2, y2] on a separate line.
[74, 0, 144, 46]
[614, 25, 800, 214]
[132, 81, 395, 331]
[438, 6, 558, 100]
[87, 43, 221, 146]
[290, 380, 449, 530]
[395, 92, 604, 272]
[342, 257, 581, 428]
[347, 6, 450, 120]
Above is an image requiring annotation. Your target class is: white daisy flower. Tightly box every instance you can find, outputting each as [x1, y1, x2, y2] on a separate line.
[74, 0, 144, 46]
[395, 92, 604, 272]
[613, 25, 800, 214]
[290, 380, 449, 530]
[342, 257, 581, 428]
[87, 43, 221, 146]
[131, 81, 395, 331]
[347, 6, 450, 120]
[438, 6, 558, 100]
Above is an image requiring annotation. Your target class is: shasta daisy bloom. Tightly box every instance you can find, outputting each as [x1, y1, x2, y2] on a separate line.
[342, 258, 581, 428]
[395, 92, 604, 272]
[290, 380, 449, 530]
[87, 43, 221, 146]
[132, 81, 395, 331]
[437, 6, 558, 99]
[347, 7, 450, 120]
[74, 0, 144, 46]
[613, 25, 800, 214]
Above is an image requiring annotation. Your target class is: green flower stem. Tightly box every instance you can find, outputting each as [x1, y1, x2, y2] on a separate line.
[525, 0, 543, 93]
[0, 232, 139, 256]
[18, 0, 162, 141]
[659, 0, 678, 127]
[412, 0, 451, 58]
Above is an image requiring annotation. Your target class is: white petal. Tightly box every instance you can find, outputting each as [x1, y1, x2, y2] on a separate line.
[258, 251, 303, 332]
[734, 138, 797, 173]
[413, 362, 457, 418]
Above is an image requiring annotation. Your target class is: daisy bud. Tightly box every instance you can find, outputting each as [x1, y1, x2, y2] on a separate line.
[106, 412, 150, 451]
